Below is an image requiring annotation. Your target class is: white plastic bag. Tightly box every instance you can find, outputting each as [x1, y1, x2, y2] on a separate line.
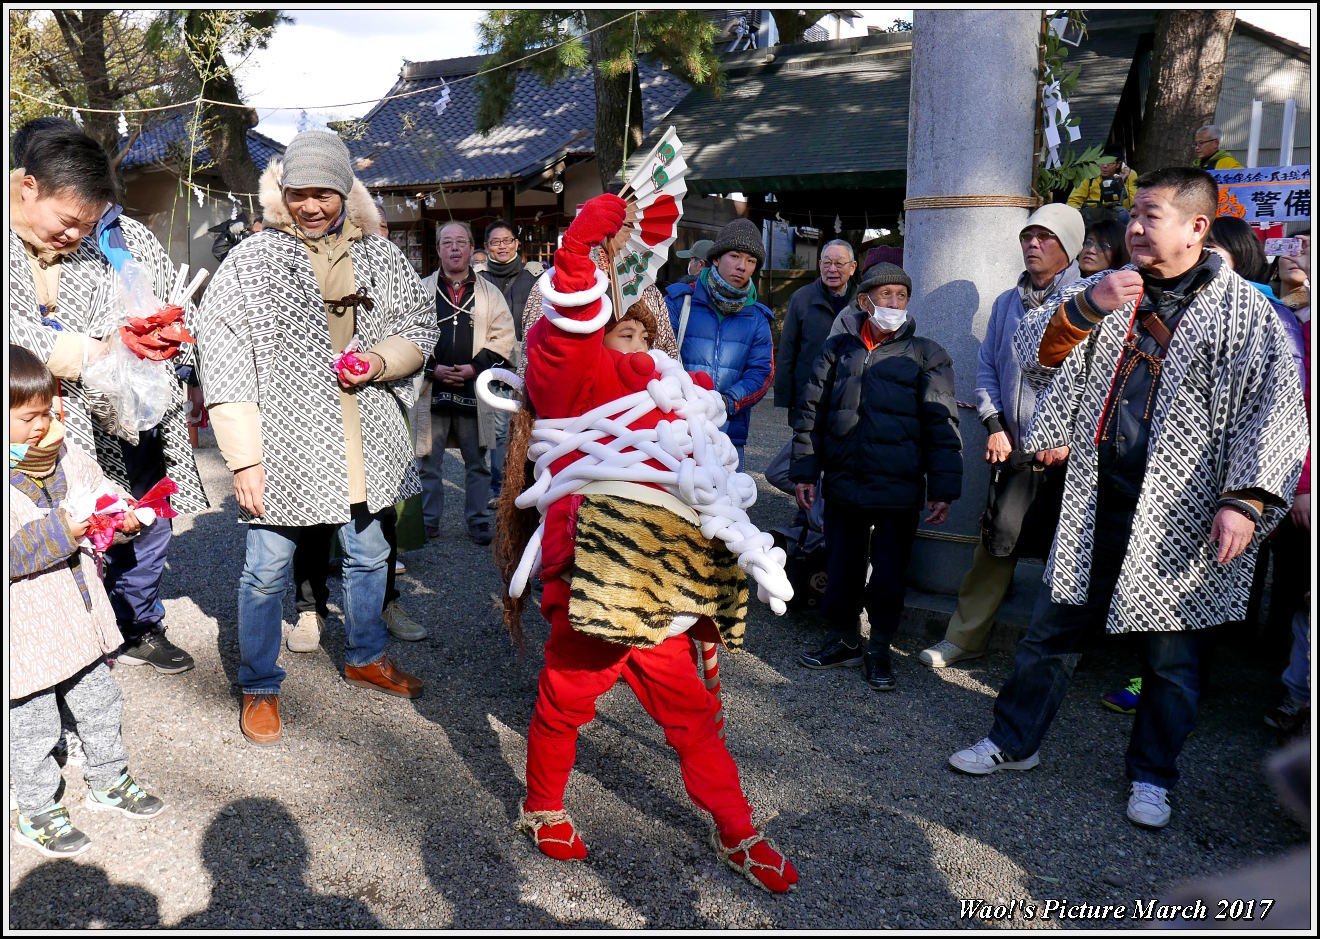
[81, 334, 176, 433]
[80, 258, 178, 435]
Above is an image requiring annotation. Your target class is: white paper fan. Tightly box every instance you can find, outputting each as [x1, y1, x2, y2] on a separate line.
[612, 127, 687, 307]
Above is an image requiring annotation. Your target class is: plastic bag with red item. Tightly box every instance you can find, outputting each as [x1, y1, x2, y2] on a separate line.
[80, 259, 202, 436]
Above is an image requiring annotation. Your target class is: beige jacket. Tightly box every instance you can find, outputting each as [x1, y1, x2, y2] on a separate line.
[411, 272, 515, 454]
[9, 443, 125, 699]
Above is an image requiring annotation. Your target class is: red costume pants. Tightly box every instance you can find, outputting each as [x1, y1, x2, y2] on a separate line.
[525, 577, 756, 839]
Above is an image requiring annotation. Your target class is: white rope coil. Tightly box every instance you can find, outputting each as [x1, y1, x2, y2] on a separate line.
[507, 349, 793, 615]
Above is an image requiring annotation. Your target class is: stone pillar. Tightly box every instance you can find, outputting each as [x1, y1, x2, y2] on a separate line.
[904, 10, 1041, 595]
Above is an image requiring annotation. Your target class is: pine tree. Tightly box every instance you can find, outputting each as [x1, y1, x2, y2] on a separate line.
[475, 10, 722, 191]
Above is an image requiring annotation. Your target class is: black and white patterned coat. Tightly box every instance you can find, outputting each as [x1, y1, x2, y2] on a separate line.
[7, 217, 209, 514]
[193, 174, 437, 528]
[1014, 261, 1308, 634]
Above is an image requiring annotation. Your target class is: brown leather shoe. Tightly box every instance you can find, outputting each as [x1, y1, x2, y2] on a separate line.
[344, 655, 423, 699]
[241, 694, 282, 746]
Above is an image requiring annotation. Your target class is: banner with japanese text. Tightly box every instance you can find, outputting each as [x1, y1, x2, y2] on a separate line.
[1211, 166, 1310, 224]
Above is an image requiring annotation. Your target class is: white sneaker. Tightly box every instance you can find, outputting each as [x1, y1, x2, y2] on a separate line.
[286, 611, 324, 653]
[384, 601, 427, 641]
[1126, 781, 1171, 829]
[394, 559, 407, 575]
[949, 737, 1040, 775]
[919, 639, 986, 668]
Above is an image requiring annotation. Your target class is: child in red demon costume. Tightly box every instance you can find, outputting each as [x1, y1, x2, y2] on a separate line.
[492, 193, 798, 894]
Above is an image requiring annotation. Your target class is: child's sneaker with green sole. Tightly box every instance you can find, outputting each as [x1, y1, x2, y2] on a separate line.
[85, 772, 165, 819]
[14, 803, 92, 858]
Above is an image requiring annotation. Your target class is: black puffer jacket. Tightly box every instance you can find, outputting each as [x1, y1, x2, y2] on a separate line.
[790, 312, 963, 510]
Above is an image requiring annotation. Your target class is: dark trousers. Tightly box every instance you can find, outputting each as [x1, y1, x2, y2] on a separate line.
[988, 496, 1203, 790]
[820, 501, 920, 649]
[292, 506, 399, 617]
[103, 430, 171, 643]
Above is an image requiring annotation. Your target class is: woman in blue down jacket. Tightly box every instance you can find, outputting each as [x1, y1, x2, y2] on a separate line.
[789, 261, 962, 691]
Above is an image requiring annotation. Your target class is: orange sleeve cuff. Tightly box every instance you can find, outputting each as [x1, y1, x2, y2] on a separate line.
[1039, 304, 1091, 368]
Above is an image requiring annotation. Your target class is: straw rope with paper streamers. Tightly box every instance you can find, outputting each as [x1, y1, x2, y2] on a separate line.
[608, 127, 687, 316]
[475, 352, 794, 616]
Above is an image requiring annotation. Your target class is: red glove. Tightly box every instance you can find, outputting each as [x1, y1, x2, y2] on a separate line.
[553, 194, 628, 296]
[563, 193, 627, 255]
[692, 371, 715, 391]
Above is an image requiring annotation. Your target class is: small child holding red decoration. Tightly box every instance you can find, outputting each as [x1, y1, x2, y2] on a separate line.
[9, 345, 165, 858]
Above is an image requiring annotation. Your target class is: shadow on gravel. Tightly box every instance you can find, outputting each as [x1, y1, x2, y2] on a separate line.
[175, 797, 381, 929]
[160, 484, 248, 702]
[9, 860, 162, 929]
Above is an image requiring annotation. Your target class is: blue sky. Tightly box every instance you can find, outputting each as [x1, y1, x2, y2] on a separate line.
[241, 9, 1312, 144]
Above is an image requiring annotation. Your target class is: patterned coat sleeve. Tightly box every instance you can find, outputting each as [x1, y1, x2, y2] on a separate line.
[371, 241, 437, 412]
[7, 232, 60, 361]
[1222, 313, 1309, 514]
[9, 511, 79, 579]
[194, 252, 260, 407]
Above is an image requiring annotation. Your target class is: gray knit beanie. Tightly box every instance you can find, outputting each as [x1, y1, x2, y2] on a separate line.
[281, 130, 354, 197]
[857, 260, 912, 294]
[708, 218, 766, 268]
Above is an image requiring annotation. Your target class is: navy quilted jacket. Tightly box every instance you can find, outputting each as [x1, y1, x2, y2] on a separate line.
[790, 312, 963, 510]
[664, 278, 775, 446]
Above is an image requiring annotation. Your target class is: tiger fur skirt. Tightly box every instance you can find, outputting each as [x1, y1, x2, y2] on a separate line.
[568, 495, 748, 651]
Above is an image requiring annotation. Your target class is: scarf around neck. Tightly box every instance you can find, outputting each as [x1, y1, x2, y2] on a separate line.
[484, 256, 524, 279]
[702, 266, 753, 316]
[11, 418, 66, 478]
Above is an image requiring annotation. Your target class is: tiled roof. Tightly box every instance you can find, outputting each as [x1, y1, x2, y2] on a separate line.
[626, 18, 1147, 194]
[118, 112, 284, 174]
[346, 57, 690, 190]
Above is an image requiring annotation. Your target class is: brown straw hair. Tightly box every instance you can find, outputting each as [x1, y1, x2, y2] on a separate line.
[492, 393, 540, 651]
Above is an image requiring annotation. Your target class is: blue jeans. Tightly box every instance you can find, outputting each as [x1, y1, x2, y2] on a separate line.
[988, 497, 1203, 790]
[1282, 607, 1310, 702]
[237, 505, 391, 694]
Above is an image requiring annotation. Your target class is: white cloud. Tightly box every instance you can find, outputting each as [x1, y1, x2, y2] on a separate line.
[241, 10, 484, 143]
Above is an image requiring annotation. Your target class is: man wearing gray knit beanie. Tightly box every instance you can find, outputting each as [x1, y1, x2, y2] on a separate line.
[663, 217, 775, 469]
[195, 128, 441, 745]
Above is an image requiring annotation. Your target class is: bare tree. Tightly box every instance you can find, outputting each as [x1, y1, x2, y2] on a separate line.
[1134, 10, 1236, 172]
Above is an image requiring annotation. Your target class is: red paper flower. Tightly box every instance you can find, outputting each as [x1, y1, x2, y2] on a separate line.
[120, 305, 196, 361]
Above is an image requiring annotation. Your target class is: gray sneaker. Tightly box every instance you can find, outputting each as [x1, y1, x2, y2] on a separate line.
[919, 640, 986, 669]
[15, 803, 91, 857]
[86, 771, 165, 819]
[384, 601, 427, 641]
[286, 610, 324, 653]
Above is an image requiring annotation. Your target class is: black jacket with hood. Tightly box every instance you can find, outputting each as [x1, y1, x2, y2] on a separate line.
[790, 311, 963, 511]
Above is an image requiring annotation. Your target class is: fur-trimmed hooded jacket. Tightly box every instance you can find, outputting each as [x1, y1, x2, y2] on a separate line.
[1014, 260, 1308, 634]
[7, 172, 208, 515]
[194, 160, 437, 527]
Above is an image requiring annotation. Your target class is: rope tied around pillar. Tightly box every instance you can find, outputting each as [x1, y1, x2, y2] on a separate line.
[902, 194, 1042, 211]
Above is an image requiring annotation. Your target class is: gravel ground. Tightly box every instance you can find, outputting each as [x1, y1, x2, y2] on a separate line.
[7, 420, 1310, 930]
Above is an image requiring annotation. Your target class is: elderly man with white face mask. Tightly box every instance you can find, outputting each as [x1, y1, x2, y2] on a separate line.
[790, 260, 963, 691]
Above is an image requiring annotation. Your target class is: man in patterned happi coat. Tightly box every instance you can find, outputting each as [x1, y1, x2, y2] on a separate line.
[948, 167, 1307, 831]
[8, 122, 208, 675]
[194, 131, 437, 746]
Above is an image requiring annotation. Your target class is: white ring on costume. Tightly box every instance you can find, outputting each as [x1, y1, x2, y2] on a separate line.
[538, 268, 614, 334]
[476, 367, 525, 413]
